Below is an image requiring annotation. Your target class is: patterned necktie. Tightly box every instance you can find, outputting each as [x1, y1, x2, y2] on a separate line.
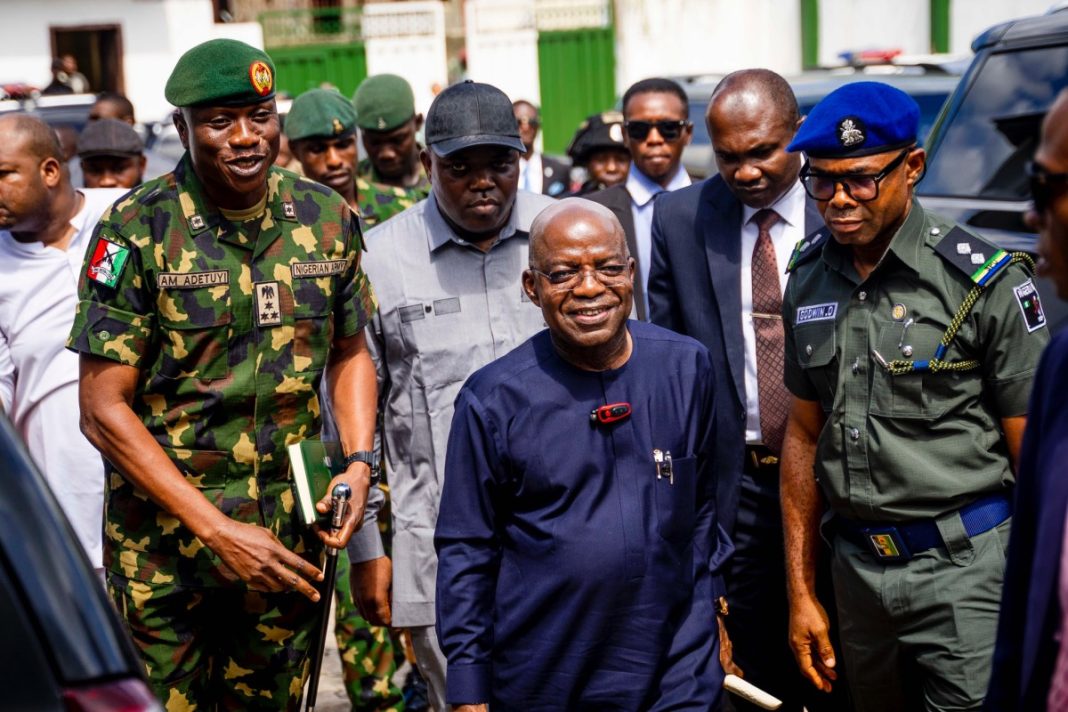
[751, 208, 789, 455]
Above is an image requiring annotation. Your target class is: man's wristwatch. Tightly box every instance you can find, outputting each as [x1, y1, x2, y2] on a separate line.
[343, 450, 380, 486]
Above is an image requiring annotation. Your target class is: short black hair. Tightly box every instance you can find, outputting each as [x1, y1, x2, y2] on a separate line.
[93, 92, 136, 122]
[621, 78, 688, 118]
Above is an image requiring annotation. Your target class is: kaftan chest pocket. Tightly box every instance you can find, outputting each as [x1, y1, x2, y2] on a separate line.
[655, 455, 698, 544]
[794, 322, 838, 411]
[156, 289, 232, 381]
[870, 321, 944, 418]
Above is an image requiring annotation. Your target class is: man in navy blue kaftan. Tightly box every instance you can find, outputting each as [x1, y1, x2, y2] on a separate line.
[434, 199, 730, 712]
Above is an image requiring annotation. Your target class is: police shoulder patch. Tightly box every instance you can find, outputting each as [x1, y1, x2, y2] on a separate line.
[933, 226, 1012, 286]
[786, 229, 829, 273]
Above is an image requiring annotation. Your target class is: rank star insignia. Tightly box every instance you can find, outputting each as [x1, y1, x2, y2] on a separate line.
[956, 242, 971, 255]
[971, 252, 986, 265]
[282, 202, 296, 219]
[189, 214, 206, 231]
[837, 117, 865, 147]
[254, 281, 282, 327]
[332, 117, 344, 135]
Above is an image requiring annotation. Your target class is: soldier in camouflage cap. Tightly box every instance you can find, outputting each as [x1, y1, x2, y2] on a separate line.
[284, 86, 403, 711]
[352, 74, 430, 227]
[68, 38, 379, 710]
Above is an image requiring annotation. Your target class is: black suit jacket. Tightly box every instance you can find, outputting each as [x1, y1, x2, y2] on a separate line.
[647, 176, 822, 535]
[541, 155, 571, 198]
[586, 184, 646, 320]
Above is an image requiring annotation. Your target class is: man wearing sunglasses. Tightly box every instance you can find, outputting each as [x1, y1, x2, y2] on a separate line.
[780, 81, 1049, 712]
[589, 77, 693, 320]
[985, 89, 1068, 712]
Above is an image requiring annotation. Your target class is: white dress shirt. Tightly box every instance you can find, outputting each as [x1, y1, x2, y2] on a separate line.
[740, 180, 807, 444]
[519, 153, 544, 194]
[0, 187, 125, 568]
[627, 164, 691, 318]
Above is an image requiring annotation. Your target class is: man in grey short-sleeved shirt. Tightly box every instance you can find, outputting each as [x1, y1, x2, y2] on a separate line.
[345, 80, 554, 711]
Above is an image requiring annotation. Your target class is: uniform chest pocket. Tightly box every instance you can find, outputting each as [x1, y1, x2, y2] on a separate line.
[871, 321, 944, 418]
[655, 455, 698, 544]
[398, 298, 473, 390]
[156, 290, 232, 381]
[794, 322, 838, 411]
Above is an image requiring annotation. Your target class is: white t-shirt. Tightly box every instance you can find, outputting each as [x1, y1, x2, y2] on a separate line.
[0, 188, 125, 568]
[740, 180, 807, 444]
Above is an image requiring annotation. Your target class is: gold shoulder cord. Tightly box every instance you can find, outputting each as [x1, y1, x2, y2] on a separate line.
[877, 252, 1036, 376]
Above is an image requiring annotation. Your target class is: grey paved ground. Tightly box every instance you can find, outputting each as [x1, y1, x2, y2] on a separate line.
[307, 599, 351, 712]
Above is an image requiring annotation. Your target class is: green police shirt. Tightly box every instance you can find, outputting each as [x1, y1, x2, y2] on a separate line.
[355, 157, 430, 229]
[66, 155, 377, 587]
[783, 199, 1049, 523]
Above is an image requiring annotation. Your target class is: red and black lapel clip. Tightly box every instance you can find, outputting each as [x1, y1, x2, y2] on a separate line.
[590, 402, 632, 426]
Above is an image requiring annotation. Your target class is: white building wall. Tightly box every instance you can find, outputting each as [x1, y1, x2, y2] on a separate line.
[614, 0, 802, 91]
[949, 0, 1053, 54]
[0, 0, 262, 123]
[363, 1, 449, 119]
[817, 0, 929, 66]
[463, 0, 541, 105]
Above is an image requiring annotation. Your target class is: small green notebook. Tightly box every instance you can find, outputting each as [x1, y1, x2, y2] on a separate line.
[288, 440, 344, 527]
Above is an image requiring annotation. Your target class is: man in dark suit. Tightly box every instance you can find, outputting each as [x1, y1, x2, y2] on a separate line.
[648, 69, 847, 712]
[589, 77, 692, 320]
[513, 99, 570, 198]
[985, 88, 1068, 712]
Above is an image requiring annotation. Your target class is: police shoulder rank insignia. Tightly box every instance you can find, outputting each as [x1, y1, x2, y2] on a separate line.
[933, 227, 1011, 287]
[254, 281, 282, 327]
[1013, 279, 1047, 333]
[249, 61, 273, 96]
[87, 237, 130, 288]
[837, 117, 865, 148]
[786, 230, 828, 273]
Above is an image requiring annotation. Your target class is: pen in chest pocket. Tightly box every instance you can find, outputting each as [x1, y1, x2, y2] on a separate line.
[653, 449, 673, 485]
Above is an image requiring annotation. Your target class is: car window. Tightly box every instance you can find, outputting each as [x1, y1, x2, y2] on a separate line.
[921, 44, 1068, 200]
[689, 101, 710, 146]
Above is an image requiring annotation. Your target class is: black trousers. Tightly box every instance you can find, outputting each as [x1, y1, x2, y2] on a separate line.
[722, 470, 853, 712]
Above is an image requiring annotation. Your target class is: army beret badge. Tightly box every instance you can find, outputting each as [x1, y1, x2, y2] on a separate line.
[249, 61, 274, 97]
[332, 118, 344, 135]
[838, 117, 865, 148]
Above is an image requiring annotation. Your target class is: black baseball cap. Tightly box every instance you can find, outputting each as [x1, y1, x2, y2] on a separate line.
[425, 80, 526, 157]
[77, 118, 144, 159]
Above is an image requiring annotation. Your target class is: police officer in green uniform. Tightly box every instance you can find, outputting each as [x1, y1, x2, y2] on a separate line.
[352, 74, 430, 227]
[67, 39, 379, 710]
[284, 85, 404, 712]
[780, 82, 1049, 712]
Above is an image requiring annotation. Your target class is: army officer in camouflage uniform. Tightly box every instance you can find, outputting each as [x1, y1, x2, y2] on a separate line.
[780, 82, 1048, 712]
[69, 39, 378, 710]
[352, 74, 431, 227]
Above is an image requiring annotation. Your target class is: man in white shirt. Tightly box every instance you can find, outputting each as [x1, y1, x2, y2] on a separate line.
[648, 70, 849, 712]
[589, 77, 693, 319]
[513, 99, 570, 197]
[0, 113, 125, 570]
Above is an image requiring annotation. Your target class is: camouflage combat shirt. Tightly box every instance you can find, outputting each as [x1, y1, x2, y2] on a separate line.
[355, 157, 430, 229]
[67, 155, 377, 587]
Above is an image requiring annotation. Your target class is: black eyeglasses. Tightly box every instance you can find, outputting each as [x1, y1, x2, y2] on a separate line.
[800, 148, 910, 202]
[530, 263, 630, 291]
[623, 120, 689, 142]
[1028, 160, 1068, 213]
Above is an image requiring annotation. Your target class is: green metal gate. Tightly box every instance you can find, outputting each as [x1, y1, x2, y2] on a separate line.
[260, 8, 368, 99]
[537, 24, 616, 155]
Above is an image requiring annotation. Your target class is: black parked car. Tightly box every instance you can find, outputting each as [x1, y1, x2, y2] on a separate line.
[919, 8, 1068, 331]
[0, 413, 160, 710]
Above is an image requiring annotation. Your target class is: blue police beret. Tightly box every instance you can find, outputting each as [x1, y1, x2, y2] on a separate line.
[787, 81, 919, 158]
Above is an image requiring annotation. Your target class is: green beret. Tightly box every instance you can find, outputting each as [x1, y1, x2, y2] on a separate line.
[285, 88, 357, 142]
[165, 39, 276, 108]
[353, 74, 415, 131]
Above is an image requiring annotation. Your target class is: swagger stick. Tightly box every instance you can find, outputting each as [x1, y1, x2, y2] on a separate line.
[305, 483, 351, 712]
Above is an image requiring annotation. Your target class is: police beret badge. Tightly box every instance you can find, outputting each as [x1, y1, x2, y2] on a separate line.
[249, 61, 273, 96]
[838, 117, 865, 148]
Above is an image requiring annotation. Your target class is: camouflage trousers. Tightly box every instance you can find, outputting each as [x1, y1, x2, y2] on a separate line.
[334, 546, 404, 711]
[109, 572, 317, 711]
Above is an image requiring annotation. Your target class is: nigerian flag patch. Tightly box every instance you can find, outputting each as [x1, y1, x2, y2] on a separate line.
[87, 238, 130, 288]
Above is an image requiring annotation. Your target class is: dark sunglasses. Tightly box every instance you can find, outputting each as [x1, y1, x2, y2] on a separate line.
[1028, 160, 1068, 212]
[800, 148, 910, 202]
[516, 117, 541, 128]
[624, 120, 689, 142]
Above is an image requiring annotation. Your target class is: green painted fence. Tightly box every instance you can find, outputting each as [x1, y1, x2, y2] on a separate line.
[260, 8, 368, 99]
[537, 26, 616, 155]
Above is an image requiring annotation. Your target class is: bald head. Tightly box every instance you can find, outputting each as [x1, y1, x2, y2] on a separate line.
[0, 114, 64, 162]
[529, 199, 628, 269]
[709, 68, 798, 128]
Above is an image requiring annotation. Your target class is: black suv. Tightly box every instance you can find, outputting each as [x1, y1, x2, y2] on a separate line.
[0, 413, 160, 710]
[919, 8, 1068, 331]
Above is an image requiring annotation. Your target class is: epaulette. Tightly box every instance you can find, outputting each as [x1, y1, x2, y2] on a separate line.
[933, 226, 1018, 287]
[786, 229, 829, 273]
[137, 186, 164, 206]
